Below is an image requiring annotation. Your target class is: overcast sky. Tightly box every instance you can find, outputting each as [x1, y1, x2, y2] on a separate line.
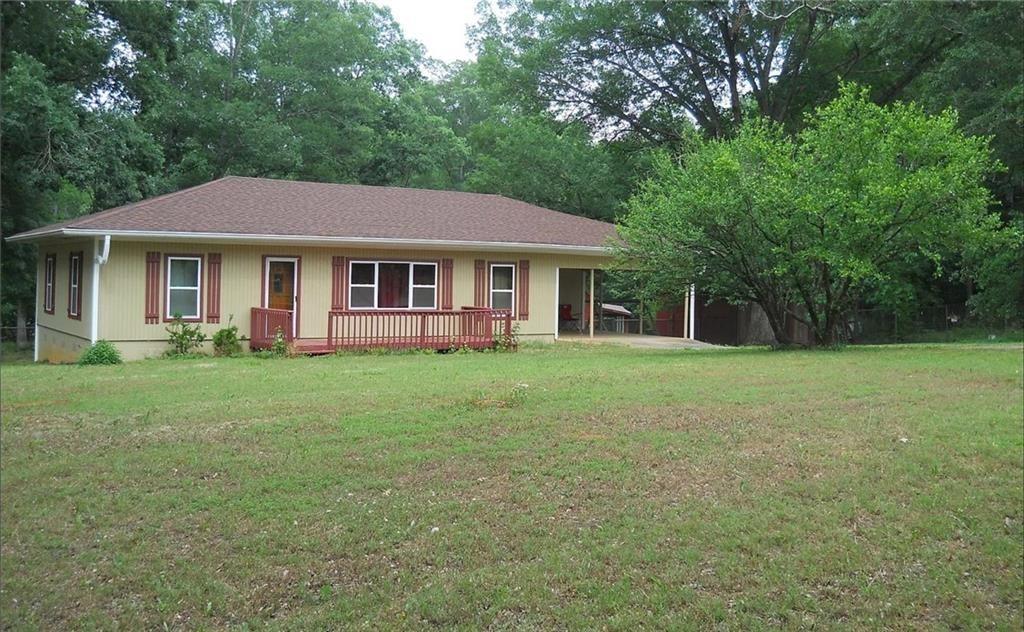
[375, 0, 479, 64]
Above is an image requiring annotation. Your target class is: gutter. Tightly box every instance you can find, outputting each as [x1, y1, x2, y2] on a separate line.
[8, 228, 617, 256]
[89, 235, 111, 343]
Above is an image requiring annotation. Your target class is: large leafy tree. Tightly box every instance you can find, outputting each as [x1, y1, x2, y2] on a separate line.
[465, 116, 626, 220]
[427, 61, 639, 218]
[619, 85, 1002, 345]
[144, 0, 468, 188]
[0, 2, 171, 346]
[474, 0, 977, 140]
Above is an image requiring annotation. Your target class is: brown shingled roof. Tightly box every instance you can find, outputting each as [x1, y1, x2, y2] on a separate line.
[11, 176, 618, 250]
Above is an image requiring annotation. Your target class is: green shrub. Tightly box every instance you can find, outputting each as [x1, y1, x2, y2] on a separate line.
[78, 340, 122, 365]
[212, 316, 243, 356]
[270, 327, 289, 356]
[495, 322, 520, 352]
[166, 315, 207, 356]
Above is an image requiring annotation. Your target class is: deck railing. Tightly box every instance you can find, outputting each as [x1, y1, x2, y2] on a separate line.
[250, 307, 294, 350]
[327, 307, 512, 351]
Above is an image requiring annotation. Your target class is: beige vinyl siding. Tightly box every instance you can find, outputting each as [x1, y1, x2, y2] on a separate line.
[95, 240, 613, 354]
[36, 239, 94, 342]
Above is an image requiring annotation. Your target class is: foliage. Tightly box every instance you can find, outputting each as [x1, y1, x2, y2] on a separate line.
[77, 340, 122, 366]
[0, 3, 171, 336]
[269, 327, 289, 357]
[474, 1, 1001, 140]
[494, 322, 520, 352]
[962, 217, 1024, 323]
[619, 85, 1001, 346]
[211, 316, 243, 356]
[465, 116, 626, 220]
[165, 316, 207, 356]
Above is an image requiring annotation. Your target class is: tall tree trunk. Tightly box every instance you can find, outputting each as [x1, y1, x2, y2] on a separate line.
[15, 301, 29, 350]
[759, 300, 795, 347]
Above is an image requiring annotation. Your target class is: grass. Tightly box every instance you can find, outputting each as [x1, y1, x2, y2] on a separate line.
[0, 341, 33, 366]
[1, 343, 1021, 629]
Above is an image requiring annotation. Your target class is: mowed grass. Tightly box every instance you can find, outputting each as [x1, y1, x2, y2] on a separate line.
[1, 344, 1021, 629]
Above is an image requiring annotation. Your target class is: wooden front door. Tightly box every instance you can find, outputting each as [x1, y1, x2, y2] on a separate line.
[267, 260, 296, 311]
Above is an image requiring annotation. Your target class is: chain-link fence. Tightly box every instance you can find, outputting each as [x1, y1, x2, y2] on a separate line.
[848, 303, 1020, 344]
[0, 326, 35, 344]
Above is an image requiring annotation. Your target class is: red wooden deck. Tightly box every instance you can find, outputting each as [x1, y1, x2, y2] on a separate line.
[251, 307, 513, 355]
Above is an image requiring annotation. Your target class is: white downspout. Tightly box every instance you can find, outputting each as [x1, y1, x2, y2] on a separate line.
[89, 235, 111, 343]
[33, 261, 40, 362]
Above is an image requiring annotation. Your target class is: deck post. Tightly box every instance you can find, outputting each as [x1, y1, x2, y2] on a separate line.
[684, 285, 689, 340]
[688, 284, 696, 340]
[588, 269, 595, 338]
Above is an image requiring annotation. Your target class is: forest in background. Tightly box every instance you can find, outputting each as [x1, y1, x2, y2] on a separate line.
[2, 0, 1022, 337]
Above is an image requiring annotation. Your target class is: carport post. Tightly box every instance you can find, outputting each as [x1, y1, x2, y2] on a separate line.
[682, 288, 689, 338]
[589, 269, 595, 338]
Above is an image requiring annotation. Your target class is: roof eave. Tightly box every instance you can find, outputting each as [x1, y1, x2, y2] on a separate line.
[8, 228, 616, 256]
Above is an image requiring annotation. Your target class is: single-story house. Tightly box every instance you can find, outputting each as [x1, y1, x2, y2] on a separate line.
[9, 176, 618, 362]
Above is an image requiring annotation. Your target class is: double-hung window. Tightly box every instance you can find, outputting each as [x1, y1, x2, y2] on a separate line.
[166, 256, 202, 320]
[67, 252, 82, 319]
[348, 261, 437, 309]
[489, 263, 515, 312]
[44, 254, 56, 314]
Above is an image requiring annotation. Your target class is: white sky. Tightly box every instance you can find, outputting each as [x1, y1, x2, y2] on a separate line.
[375, 0, 479, 64]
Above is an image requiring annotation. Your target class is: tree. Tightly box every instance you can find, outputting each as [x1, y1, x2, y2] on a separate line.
[619, 85, 1001, 345]
[0, 2, 173, 345]
[465, 116, 626, 220]
[473, 0, 978, 141]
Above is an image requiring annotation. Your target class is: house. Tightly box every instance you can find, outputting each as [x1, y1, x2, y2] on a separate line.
[8, 177, 618, 362]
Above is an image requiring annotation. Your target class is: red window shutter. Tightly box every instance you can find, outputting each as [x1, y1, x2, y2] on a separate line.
[440, 258, 453, 310]
[517, 259, 530, 320]
[145, 251, 161, 323]
[331, 256, 346, 310]
[474, 259, 486, 307]
[206, 253, 222, 323]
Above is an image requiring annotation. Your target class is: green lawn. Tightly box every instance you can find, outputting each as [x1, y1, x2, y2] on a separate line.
[1, 344, 1021, 629]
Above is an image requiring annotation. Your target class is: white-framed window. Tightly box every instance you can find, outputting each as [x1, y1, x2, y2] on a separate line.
[68, 252, 82, 318]
[348, 261, 437, 310]
[166, 256, 202, 319]
[44, 254, 56, 314]
[489, 263, 515, 312]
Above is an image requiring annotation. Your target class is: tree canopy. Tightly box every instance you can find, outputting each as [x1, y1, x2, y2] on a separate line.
[619, 85, 1003, 345]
